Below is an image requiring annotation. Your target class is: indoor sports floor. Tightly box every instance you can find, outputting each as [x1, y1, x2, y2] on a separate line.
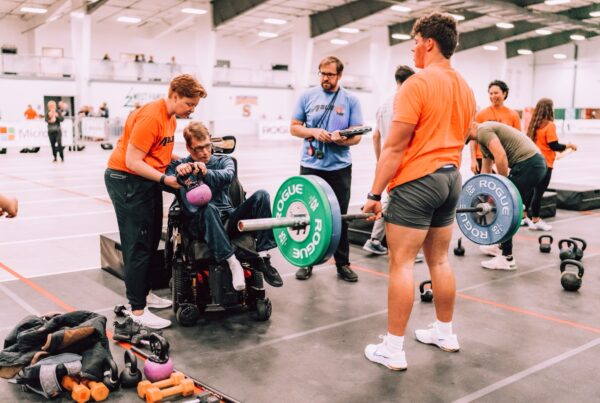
[1, 132, 599, 402]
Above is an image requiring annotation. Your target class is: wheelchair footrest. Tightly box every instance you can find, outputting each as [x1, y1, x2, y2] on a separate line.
[204, 304, 226, 313]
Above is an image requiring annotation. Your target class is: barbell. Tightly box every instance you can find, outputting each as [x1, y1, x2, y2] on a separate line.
[237, 174, 523, 268]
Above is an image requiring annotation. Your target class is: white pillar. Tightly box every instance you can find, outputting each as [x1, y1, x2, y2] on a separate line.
[193, 10, 216, 123]
[291, 16, 313, 97]
[369, 27, 391, 106]
[70, 12, 91, 112]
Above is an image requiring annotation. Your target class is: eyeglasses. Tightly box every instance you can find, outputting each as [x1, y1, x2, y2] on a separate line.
[318, 71, 338, 78]
[189, 143, 211, 153]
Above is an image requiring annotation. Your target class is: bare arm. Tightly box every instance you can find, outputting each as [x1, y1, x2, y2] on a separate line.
[481, 158, 494, 174]
[486, 137, 509, 176]
[469, 141, 479, 174]
[125, 144, 179, 188]
[372, 128, 382, 161]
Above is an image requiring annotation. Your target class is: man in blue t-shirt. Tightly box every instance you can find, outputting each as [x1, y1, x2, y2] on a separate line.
[290, 56, 364, 282]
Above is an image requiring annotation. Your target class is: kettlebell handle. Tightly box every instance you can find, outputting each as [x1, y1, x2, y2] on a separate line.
[124, 349, 137, 372]
[570, 237, 587, 252]
[558, 239, 576, 250]
[102, 357, 120, 391]
[559, 259, 584, 278]
[419, 280, 432, 294]
[538, 234, 553, 244]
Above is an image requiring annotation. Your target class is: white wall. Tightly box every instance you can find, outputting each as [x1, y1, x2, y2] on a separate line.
[0, 19, 32, 55]
[0, 78, 76, 120]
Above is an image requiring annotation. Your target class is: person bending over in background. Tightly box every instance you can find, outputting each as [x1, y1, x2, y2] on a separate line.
[524, 98, 577, 231]
[45, 100, 65, 163]
[166, 122, 283, 291]
[104, 74, 206, 329]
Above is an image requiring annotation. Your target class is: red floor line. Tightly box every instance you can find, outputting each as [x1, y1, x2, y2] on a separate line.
[5, 174, 111, 205]
[349, 262, 600, 335]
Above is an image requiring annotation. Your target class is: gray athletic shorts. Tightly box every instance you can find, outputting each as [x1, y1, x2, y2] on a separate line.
[385, 166, 461, 230]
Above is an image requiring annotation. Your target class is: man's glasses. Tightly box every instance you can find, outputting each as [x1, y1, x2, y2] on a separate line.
[318, 71, 338, 78]
[189, 143, 211, 153]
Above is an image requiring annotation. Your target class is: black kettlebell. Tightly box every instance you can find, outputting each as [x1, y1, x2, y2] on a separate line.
[453, 238, 465, 256]
[102, 357, 120, 391]
[560, 259, 584, 292]
[119, 350, 142, 388]
[570, 237, 587, 261]
[558, 239, 578, 261]
[538, 235, 553, 253]
[419, 280, 433, 303]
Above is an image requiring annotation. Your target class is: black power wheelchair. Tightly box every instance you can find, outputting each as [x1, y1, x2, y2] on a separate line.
[164, 136, 272, 327]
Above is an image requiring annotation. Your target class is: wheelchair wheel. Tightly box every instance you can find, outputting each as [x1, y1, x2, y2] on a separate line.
[176, 303, 200, 327]
[255, 298, 272, 322]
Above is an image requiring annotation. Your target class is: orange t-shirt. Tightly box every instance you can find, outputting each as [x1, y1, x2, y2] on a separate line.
[24, 108, 37, 119]
[534, 121, 559, 168]
[474, 106, 521, 158]
[387, 63, 475, 190]
[107, 99, 176, 174]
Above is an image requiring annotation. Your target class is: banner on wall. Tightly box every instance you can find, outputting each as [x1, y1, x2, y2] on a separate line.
[236, 95, 258, 118]
[258, 120, 291, 140]
[0, 120, 73, 148]
[81, 117, 107, 140]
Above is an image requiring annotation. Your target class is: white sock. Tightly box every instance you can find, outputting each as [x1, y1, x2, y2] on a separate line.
[226, 255, 246, 291]
[436, 320, 453, 337]
[386, 332, 404, 352]
[258, 250, 268, 258]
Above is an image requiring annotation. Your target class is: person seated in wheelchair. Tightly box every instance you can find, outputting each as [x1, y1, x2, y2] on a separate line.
[166, 121, 283, 291]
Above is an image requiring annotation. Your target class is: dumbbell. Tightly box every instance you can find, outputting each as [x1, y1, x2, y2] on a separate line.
[558, 239, 578, 261]
[419, 280, 433, 303]
[145, 378, 195, 403]
[538, 235, 553, 253]
[570, 237, 587, 261]
[560, 259, 584, 292]
[453, 238, 465, 256]
[81, 379, 109, 402]
[61, 376, 91, 403]
[138, 372, 186, 399]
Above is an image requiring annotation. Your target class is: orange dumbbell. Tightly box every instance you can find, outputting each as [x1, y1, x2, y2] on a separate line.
[138, 371, 185, 399]
[61, 376, 91, 403]
[145, 378, 195, 403]
[81, 379, 109, 401]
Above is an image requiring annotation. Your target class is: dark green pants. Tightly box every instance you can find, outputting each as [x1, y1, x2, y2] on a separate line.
[104, 169, 163, 310]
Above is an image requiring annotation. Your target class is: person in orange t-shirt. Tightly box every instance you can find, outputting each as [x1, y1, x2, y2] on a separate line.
[24, 104, 37, 120]
[104, 74, 206, 330]
[470, 80, 521, 174]
[363, 13, 476, 371]
[525, 98, 577, 231]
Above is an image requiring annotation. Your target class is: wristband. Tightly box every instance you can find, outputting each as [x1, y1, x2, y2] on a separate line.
[367, 192, 381, 201]
[159, 175, 166, 185]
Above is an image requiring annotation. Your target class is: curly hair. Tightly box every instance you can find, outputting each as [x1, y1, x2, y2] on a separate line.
[489, 80, 510, 100]
[527, 98, 554, 142]
[411, 13, 458, 59]
[169, 74, 207, 99]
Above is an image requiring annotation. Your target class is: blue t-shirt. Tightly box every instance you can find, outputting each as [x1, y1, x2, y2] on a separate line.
[292, 86, 363, 171]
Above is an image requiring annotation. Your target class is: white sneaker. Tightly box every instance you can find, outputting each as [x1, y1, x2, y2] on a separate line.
[147, 292, 172, 309]
[481, 255, 517, 271]
[131, 308, 171, 329]
[521, 217, 532, 227]
[479, 244, 501, 257]
[364, 335, 407, 371]
[529, 219, 552, 231]
[415, 323, 460, 352]
[363, 239, 388, 255]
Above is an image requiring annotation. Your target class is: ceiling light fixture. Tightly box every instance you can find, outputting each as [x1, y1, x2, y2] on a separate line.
[391, 5, 411, 13]
[338, 27, 360, 34]
[590, 11, 600, 17]
[570, 34, 585, 41]
[330, 38, 349, 45]
[181, 8, 207, 15]
[391, 33, 411, 40]
[264, 18, 287, 25]
[535, 28, 552, 35]
[545, 0, 570, 5]
[496, 22, 514, 29]
[517, 49, 533, 55]
[449, 13, 465, 21]
[483, 45, 499, 51]
[553, 53, 567, 59]
[117, 16, 141, 23]
[21, 6, 48, 14]
[258, 31, 278, 38]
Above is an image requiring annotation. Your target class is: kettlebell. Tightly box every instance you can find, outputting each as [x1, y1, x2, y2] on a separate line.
[102, 357, 120, 391]
[119, 350, 142, 388]
[538, 235, 553, 253]
[570, 237, 587, 261]
[453, 238, 465, 256]
[558, 239, 578, 261]
[559, 259, 584, 292]
[419, 280, 433, 303]
[143, 333, 174, 382]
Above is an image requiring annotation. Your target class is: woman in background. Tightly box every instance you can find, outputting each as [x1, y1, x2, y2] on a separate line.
[525, 98, 577, 231]
[45, 100, 64, 163]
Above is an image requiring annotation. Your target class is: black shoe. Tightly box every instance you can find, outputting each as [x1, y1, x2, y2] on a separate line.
[337, 265, 358, 282]
[256, 256, 283, 287]
[295, 266, 313, 280]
